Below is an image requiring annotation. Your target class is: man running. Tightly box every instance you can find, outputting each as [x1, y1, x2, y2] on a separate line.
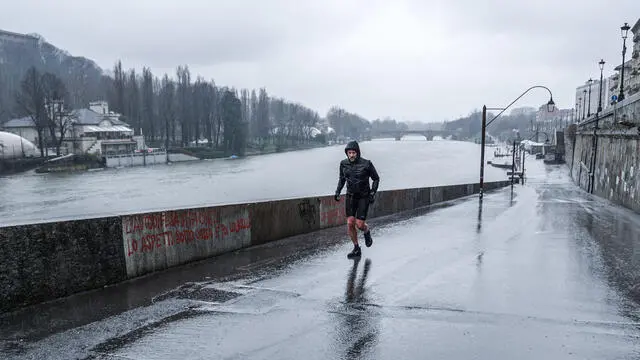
[334, 140, 380, 258]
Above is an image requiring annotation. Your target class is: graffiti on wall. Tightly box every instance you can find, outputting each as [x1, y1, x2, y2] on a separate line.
[319, 196, 346, 228]
[123, 208, 251, 258]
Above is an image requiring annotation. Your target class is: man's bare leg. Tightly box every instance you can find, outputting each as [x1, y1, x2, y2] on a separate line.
[355, 219, 368, 232]
[356, 219, 373, 247]
[347, 216, 358, 246]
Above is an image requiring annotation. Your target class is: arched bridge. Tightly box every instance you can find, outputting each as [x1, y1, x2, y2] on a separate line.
[369, 130, 457, 141]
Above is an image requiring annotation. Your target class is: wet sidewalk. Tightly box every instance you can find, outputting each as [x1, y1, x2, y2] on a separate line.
[2, 158, 640, 359]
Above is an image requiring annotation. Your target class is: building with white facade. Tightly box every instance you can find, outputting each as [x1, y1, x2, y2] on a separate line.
[510, 106, 537, 116]
[574, 78, 610, 121]
[1, 101, 139, 156]
[70, 101, 138, 155]
[536, 104, 573, 134]
[627, 19, 640, 97]
[608, 18, 640, 101]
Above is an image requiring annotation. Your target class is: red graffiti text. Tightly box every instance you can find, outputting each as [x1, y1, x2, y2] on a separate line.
[125, 213, 251, 257]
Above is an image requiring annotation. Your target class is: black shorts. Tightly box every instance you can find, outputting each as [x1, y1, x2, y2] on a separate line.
[345, 194, 370, 220]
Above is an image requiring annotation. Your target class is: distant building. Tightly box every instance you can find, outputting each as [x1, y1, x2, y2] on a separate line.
[510, 106, 536, 116]
[1, 116, 40, 148]
[609, 18, 640, 100]
[536, 105, 572, 133]
[1, 101, 139, 156]
[70, 101, 138, 155]
[627, 18, 640, 97]
[0, 131, 39, 159]
[575, 78, 610, 120]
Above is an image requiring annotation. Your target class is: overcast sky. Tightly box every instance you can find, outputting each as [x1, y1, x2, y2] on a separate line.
[2, 0, 639, 122]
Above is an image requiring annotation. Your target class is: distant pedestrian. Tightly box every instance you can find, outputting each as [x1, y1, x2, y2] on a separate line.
[334, 140, 380, 259]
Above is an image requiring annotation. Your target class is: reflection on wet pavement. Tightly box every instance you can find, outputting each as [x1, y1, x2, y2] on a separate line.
[332, 257, 379, 360]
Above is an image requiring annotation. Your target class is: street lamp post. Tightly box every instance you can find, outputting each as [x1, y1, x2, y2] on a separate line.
[587, 79, 593, 117]
[598, 59, 605, 113]
[521, 141, 526, 183]
[479, 85, 555, 199]
[511, 138, 517, 188]
[588, 60, 606, 194]
[509, 129, 521, 189]
[582, 90, 587, 120]
[618, 22, 631, 102]
[589, 114, 600, 194]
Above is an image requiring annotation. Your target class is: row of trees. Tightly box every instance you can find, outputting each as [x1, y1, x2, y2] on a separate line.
[443, 109, 538, 142]
[2, 34, 556, 152]
[0, 32, 413, 155]
[104, 61, 324, 154]
[105, 61, 417, 148]
[326, 108, 413, 139]
[19, 62, 550, 155]
[10, 61, 415, 156]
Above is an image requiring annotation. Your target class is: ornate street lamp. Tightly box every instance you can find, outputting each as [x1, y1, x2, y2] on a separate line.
[598, 59, 605, 113]
[582, 90, 587, 120]
[587, 78, 593, 117]
[479, 86, 554, 199]
[619, 22, 631, 101]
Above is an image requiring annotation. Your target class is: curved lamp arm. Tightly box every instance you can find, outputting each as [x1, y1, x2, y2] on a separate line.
[487, 85, 554, 127]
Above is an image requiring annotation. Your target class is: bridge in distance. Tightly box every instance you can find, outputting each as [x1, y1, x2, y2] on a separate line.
[369, 129, 459, 140]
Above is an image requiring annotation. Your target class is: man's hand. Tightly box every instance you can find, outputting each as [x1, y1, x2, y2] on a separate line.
[334, 193, 341, 201]
[369, 192, 375, 204]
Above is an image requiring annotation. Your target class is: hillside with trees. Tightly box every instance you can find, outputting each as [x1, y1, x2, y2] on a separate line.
[443, 109, 538, 142]
[0, 29, 413, 157]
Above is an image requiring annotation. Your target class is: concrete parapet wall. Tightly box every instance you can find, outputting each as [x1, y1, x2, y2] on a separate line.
[565, 92, 640, 214]
[566, 125, 640, 213]
[122, 205, 251, 278]
[0, 217, 126, 313]
[0, 180, 509, 313]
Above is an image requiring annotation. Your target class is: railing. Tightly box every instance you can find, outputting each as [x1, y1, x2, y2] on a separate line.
[104, 149, 166, 159]
[86, 140, 100, 154]
[100, 138, 136, 144]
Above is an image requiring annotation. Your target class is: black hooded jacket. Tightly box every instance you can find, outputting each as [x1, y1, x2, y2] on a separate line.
[335, 141, 380, 197]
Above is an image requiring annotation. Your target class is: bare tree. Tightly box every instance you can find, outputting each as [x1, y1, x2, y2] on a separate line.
[250, 89, 258, 143]
[0, 65, 12, 124]
[141, 67, 155, 141]
[15, 66, 47, 157]
[257, 88, 270, 144]
[125, 69, 141, 135]
[49, 103, 76, 156]
[159, 74, 176, 149]
[113, 61, 125, 115]
[213, 83, 222, 148]
[176, 65, 192, 146]
[41, 72, 70, 156]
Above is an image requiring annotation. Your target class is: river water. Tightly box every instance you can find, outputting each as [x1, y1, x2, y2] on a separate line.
[0, 138, 509, 226]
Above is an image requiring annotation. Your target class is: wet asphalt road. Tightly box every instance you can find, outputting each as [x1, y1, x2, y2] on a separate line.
[2, 159, 640, 359]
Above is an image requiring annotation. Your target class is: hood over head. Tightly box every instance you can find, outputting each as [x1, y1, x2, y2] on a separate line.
[344, 140, 361, 158]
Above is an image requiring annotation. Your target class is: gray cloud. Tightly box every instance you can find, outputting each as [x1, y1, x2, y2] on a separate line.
[1, 0, 639, 122]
